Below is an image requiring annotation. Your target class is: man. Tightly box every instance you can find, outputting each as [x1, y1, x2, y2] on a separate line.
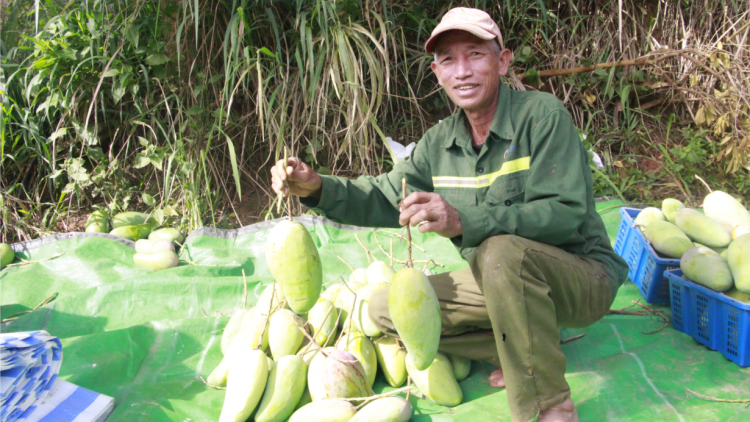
[271, 7, 628, 422]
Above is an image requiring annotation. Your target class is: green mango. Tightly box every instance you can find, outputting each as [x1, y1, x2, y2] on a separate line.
[268, 309, 304, 360]
[320, 349, 374, 400]
[112, 211, 155, 229]
[336, 332, 377, 387]
[680, 247, 734, 292]
[85, 210, 109, 233]
[727, 234, 750, 294]
[209, 310, 268, 387]
[349, 397, 411, 422]
[1, 243, 14, 269]
[237, 307, 270, 351]
[675, 208, 732, 248]
[321, 284, 345, 304]
[306, 347, 332, 401]
[353, 283, 387, 337]
[308, 298, 338, 346]
[662, 198, 685, 224]
[135, 239, 174, 253]
[388, 267, 441, 370]
[148, 227, 186, 245]
[133, 250, 179, 271]
[348, 268, 368, 290]
[219, 349, 268, 422]
[725, 287, 750, 303]
[221, 309, 249, 355]
[288, 400, 357, 422]
[255, 355, 308, 422]
[334, 288, 357, 331]
[293, 387, 312, 412]
[366, 261, 395, 285]
[110, 224, 152, 241]
[704, 191, 750, 228]
[448, 354, 471, 381]
[634, 207, 665, 232]
[373, 336, 406, 388]
[256, 283, 287, 316]
[733, 224, 750, 240]
[406, 352, 463, 407]
[644, 220, 693, 258]
[265, 220, 322, 314]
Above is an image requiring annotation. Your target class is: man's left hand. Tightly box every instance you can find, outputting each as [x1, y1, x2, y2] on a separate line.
[399, 192, 462, 238]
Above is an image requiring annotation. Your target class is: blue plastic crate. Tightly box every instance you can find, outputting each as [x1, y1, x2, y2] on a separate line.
[613, 208, 680, 304]
[665, 269, 750, 367]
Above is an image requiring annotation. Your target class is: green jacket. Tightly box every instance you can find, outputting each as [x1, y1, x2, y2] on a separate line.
[300, 82, 628, 290]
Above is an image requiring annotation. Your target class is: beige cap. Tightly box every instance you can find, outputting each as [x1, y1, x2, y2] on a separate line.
[425, 7, 504, 53]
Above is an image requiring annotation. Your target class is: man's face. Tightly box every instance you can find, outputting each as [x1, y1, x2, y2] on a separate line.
[431, 30, 511, 113]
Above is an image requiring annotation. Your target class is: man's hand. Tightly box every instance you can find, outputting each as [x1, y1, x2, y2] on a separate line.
[399, 192, 462, 238]
[271, 157, 323, 199]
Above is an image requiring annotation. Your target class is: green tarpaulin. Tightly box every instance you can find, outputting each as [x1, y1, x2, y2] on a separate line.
[1, 201, 749, 421]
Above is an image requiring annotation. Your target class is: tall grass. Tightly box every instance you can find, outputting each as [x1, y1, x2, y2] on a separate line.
[1, 0, 748, 242]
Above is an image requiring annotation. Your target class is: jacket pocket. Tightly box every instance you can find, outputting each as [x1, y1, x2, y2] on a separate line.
[434, 187, 476, 207]
[486, 171, 528, 205]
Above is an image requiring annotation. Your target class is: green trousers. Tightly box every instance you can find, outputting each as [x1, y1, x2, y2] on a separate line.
[368, 235, 616, 422]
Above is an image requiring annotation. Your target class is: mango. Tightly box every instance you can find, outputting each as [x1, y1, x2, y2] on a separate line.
[367, 261, 395, 285]
[704, 191, 750, 228]
[448, 354, 471, 381]
[111, 224, 152, 241]
[112, 211, 155, 229]
[349, 268, 368, 290]
[733, 224, 750, 240]
[306, 348, 332, 401]
[727, 234, 750, 294]
[405, 352, 463, 406]
[643, 220, 693, 258]
[85, 210, 109, 233]
[256, 283, 287, 315]
[135, 239, 175, 253]
[680, 247, 734, 292]
[634, 207, 665, 232]
[255, 355, 308, 422]
[350, 397, 411, 422]
[713, 218, 734, 235]
[133, 249, 179, 271]
[294, 387, 313, 412]
[388, 267, 441, 370]
[221, 309, 249, 354]
[149, 227, 186, 245]
[266, 220, 323, 314]
[219, 348, 268, 422]
[334, 287, 357, 331]
[373, 336, 407, 388]
[289, 400, 357, 422]
[675, 208, 732, 248]
[336, 332, 377, 387]
[321, 284, 346, 304]
[353, 283, 387, 337]
[725, 287, 750, 303]
[269, 309, 304, 360]
[1, 243, 14, 269]
[267, 356, 275, 372]
[308, 298, 339, 346]
[237, 307, 270, 351]
[662, 198, 685, 224]
[321, 349, 374, 400]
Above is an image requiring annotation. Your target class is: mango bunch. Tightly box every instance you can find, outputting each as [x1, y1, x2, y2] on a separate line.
[637, 192, 750, 297]
[210, 220, 470, 422]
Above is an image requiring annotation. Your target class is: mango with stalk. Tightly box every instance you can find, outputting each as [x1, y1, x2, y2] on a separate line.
[265, 220, 322, 314]
[634, 207, 665, 232]
[219, 348, 268, 422]
[308, 298, 338, 346]
[149, 227, 186, 246]
[406, 352, 463, 406]
[350, 397, 412, 422]
[288, 400, 357, 422]
[268, 309, 305, 360]
[373, 336, 407, 388]
[388, 267, 441, 370]
[662, 198, 685, 224]
[367, 261, 395, 285]
[255, 355, 308, 422]
[336, 331, 378, 387]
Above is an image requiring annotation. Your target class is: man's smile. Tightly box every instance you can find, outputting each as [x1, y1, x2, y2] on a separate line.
[455, 84, 479, 91]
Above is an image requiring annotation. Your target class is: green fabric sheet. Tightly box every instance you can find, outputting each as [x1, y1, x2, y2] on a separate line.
[1, 201, 749, 421]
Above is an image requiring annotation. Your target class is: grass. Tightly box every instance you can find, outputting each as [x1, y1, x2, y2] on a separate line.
[1, 0, 748, 243]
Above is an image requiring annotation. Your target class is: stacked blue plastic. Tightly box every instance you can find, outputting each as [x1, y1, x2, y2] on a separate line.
[1, 331, 63, 422]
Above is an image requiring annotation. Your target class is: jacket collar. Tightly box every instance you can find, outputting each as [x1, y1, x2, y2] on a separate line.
[443, 81, 515, 149]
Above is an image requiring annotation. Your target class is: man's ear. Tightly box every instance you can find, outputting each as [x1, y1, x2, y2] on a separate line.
[497, 49, 513, 76]
[431, 61, 444, 87]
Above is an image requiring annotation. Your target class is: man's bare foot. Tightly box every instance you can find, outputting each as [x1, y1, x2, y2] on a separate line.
[538, 397, 578, 422]
[488, 368, 505, 388]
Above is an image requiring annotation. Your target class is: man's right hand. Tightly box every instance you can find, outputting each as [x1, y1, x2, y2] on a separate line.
[271, 157, 323, 199]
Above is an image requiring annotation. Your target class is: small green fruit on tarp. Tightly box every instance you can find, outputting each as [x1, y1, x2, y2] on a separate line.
[112, 211, 156, 229]
[288, 400, 357, 422]
[149, 227, 186, 245]
[111, 224, 152, 241]
[388, 267, 441, 370]
[219, 349, 268, 422]
[373, 336, 407, 388]
[1, 243, 15, 269]
[265, 220, 323, 314]
[85, 210, 109, 233]
[350, 397, 412, 422]
[133, 249, 179, 271]
[406, 352, 463, 406]
[255, 355, 308, 422]
[448, 353, 472, 381]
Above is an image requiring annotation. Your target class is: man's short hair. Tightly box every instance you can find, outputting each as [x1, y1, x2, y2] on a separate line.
[433, 37, 502, 62]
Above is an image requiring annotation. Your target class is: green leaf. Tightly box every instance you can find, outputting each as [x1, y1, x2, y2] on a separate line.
[134, 153, 150, 169]
[142, 193, 155, 206]
[186, 106, 203, 115]
[138, 136, 150, 147]
[102, 68, 120, 77]
[150, 156, 163, 171]
[225, 134, 242, 197]
[145, 54, 170, 66]
[193, 85, 206, 97]
[258, 47, 276, 59]
[87, 147, 104, 161]
[123, 26, 139, 48]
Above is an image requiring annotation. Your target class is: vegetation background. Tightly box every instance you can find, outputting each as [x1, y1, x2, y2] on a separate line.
[1, 0, 748, 243]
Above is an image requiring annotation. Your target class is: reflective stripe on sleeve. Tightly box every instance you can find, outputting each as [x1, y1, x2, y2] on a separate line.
[432, 156, 530, 188]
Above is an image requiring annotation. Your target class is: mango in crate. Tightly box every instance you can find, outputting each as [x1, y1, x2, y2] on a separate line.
[680, 247, 734, 292]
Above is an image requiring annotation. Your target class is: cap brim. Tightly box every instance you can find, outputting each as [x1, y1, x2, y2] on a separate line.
[425, 24, 496, 53]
